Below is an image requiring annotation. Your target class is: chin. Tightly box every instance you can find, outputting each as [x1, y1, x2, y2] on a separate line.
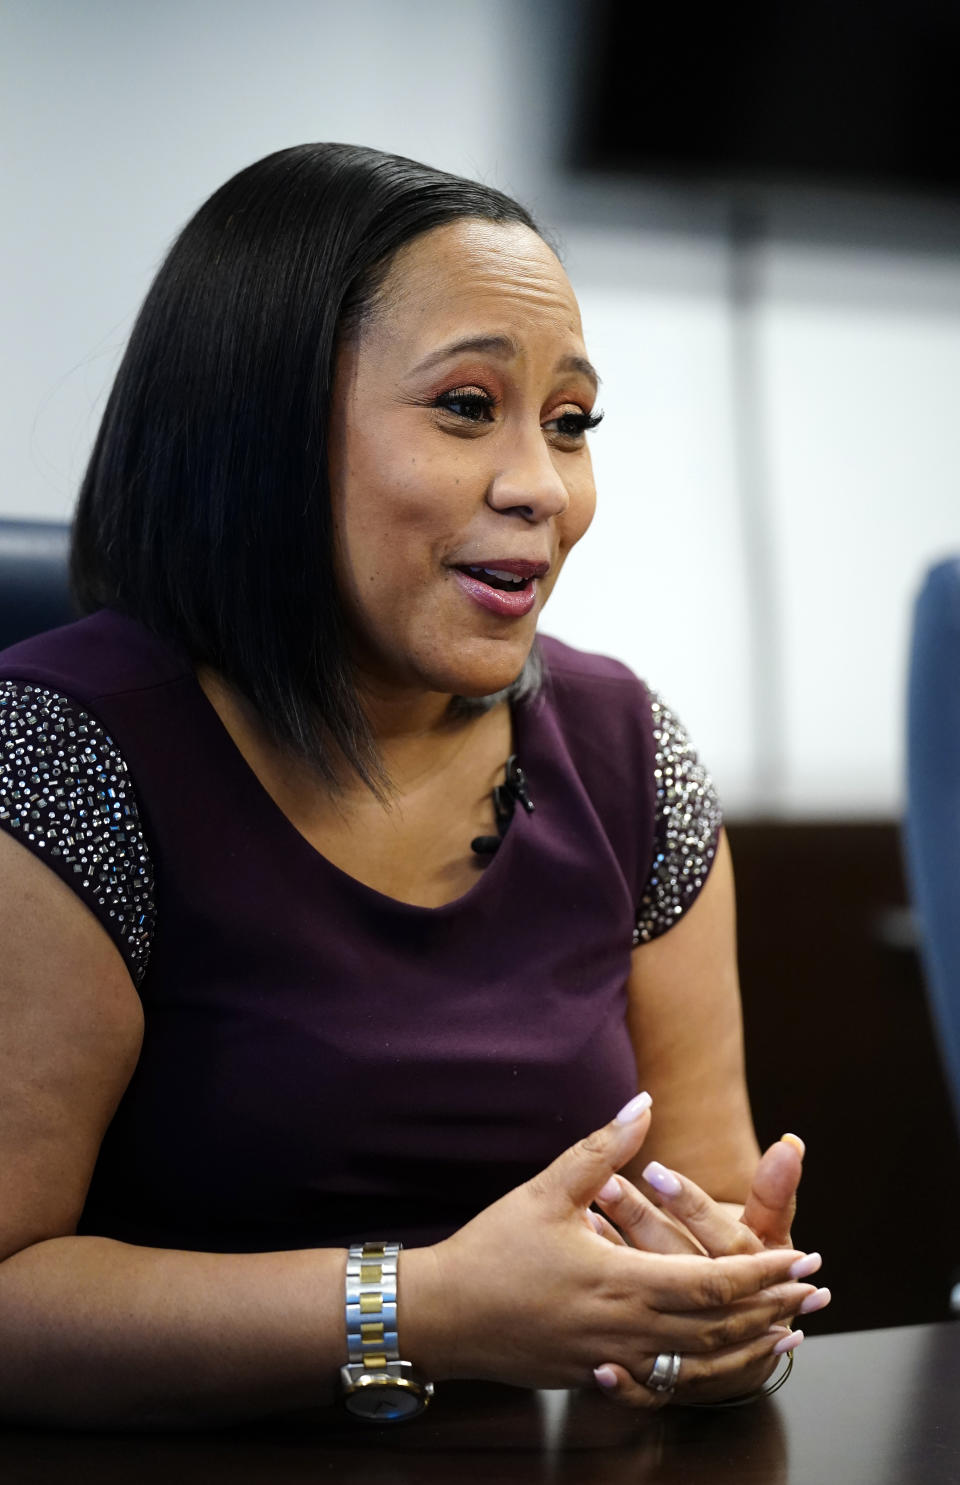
[424, 642, 532, 701]
[451, 674, 522, 702]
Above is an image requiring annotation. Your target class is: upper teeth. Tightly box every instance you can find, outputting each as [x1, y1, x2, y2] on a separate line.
[477, 567, 526, 582]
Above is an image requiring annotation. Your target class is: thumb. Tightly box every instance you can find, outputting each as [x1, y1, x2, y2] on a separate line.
[742, 1134, 804, 1246]
[534, 1092, 653, 1212]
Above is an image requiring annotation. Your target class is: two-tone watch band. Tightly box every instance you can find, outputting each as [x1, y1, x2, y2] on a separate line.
[345, 1240, 400, 1369]
[340, 1241, 434, 1420]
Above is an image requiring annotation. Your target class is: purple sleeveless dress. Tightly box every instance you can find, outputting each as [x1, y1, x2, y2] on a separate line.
[0, 611, 721, 1252]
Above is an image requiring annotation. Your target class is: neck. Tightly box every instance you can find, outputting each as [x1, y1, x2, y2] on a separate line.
[355, 675, 459, 744]
[197, 663, 495, 806]
[354, 675, 490, 797]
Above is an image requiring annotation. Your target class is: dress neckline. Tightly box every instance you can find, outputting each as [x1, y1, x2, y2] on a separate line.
[184, 664, 530, 917]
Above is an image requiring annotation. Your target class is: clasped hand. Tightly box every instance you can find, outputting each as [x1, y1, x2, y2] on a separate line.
[422, 1094, 827, 1408]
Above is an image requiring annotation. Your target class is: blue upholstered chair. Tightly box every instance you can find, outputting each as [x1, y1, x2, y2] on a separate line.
[0, 519, 73, 652]
[905, 556, 960, 1143]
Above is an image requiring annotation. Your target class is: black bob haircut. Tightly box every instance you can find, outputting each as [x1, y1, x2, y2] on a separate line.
[71, 142, 545, 792]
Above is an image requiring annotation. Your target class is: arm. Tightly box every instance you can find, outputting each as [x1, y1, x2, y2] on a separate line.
[0, 831, 351, 1429]
[622, 830, 760, 1202]
[583, 829, 828, 1406]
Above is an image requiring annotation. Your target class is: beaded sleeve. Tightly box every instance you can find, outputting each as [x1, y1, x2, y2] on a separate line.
[0, 680, 156, 985]
[634, 691, 723, 945]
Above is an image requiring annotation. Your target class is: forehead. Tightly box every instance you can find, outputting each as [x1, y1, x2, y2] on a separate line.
[364, 218, 586, 357]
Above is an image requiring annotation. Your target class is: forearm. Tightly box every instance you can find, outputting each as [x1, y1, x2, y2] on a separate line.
[0, 1235, 356, 1429]
[0, 1109, 817, 1428]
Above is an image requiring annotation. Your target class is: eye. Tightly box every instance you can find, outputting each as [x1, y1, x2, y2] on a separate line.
[544, 407, 604, 443]
[434, 387, 497, 423]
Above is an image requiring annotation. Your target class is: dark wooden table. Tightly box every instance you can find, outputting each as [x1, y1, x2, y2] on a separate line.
[2, 1320, 958, 1484]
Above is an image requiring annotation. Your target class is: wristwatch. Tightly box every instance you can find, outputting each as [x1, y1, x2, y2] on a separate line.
[340, 1241, 434, 1421]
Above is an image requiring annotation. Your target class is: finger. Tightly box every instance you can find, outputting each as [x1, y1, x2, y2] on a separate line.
[593, 1328, 804, 1409]
[585, 1207, 628, 1245]
[592, 1363, 670, 1411]
[632, 1245, 815, 1313]
[531, 1092, 653, 1213]
[596, 1262, 821, 1355]
[641, 1161, 763, 1256]
[596, 1173, 703, 1255]
[671, 1326, 804, 1400]
[741, 1135, 804, 1247]
[674, 1280, 827, 1352]
[629, 1277, 822, 1353]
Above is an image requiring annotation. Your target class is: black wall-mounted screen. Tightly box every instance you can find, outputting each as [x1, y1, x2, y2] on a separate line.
[573, 0, 960, 197]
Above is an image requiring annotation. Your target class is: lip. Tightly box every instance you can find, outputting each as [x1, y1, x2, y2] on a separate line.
[457, 558, 551, 580]
[451, 565, 541, 619]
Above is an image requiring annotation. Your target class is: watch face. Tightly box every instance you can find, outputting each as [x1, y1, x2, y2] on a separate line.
[344, 1378, 428, 1422]
[345, 1383, 426, 1422]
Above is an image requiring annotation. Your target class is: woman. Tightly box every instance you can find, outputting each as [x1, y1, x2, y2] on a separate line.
[0, 144, 826, 1429]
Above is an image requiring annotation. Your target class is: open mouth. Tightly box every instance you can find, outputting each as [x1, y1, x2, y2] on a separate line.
[450, 559, 548, 618]
[456, 565, 533, 593]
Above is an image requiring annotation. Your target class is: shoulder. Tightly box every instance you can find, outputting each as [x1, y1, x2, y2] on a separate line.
[538, 633, 650, 696]
[533, 635, 724, 942]
[0, 609, 188, 703]
[528, 636, 659, 895]
[536, 634, 653, 741]
[535, 638, 713, 775]
[0, 614, 164, 986]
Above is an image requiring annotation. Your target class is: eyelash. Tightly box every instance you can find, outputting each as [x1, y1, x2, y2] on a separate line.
[434, 389, 604, 440]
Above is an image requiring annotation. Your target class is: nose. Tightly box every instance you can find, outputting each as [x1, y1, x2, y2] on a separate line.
[486, 430, 570, 522]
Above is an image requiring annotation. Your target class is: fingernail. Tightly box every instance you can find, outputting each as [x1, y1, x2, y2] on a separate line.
[788, 1251, 822, 1280]
[798, 1287, 831, 1315]
[615, 1091, 652, 1125]
[773, 1330, 804, 1356]
[642, 1160, 683, 1197]
[781, 1133, 805, 1159]
[593, 1365, 619, 1391]
[588, 1209, 605, 1234]
[597, 1176, 621, 1203]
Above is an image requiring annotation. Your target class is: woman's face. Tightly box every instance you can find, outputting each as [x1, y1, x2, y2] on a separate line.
[328, 218, 599, 701]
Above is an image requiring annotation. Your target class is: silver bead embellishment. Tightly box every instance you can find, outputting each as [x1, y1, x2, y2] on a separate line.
[634, 692, 723, 945]
[0, 680, 155, 984]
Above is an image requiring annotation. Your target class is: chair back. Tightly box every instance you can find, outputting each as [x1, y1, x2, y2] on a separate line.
[905, 556, 960, 1136]
[0, 519, 74, 652]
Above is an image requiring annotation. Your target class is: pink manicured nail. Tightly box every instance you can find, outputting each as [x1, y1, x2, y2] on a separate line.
[593, 1365, 619, 1391]
[615, 1091, 652, 1125]
[788, 1251, 822, 1280]
[642, 1161, 683, 1197]
[798, 1287, 831, 1315]
[780, 1132, 805, 1159]
[773, 1330, 804, 1355]
[597, 1176, 621, 1203]
[587, 1210, 605, 1234]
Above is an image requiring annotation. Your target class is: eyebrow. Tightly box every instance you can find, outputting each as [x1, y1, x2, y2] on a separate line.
[411, 334, 600, 391]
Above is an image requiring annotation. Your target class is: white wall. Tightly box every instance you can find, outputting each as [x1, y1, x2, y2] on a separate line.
[1, 0, 537, 518]
[761, 243, 960, 815]
[4, 0, 959, 818]
[545, 227, 757, 808]
[550, 224, 960, 816]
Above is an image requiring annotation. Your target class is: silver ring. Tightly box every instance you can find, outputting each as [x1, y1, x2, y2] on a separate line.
[646, 1351, 682, 1393]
